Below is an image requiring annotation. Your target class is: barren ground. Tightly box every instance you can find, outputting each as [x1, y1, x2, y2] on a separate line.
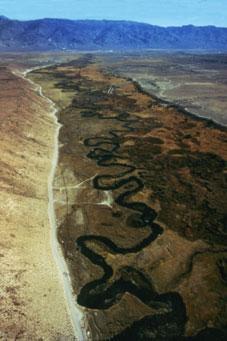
[0, 66, 74, 339]
[101, 52, 227, 126]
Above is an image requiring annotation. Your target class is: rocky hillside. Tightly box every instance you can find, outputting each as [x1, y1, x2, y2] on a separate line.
[0, 16, 227, 51]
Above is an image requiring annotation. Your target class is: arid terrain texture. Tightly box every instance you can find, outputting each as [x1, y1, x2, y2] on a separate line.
[0, 52, 227, 340]
[104, 53, 227, 126]
[29, 54, 227, 340]
[0, 65, 74, 339]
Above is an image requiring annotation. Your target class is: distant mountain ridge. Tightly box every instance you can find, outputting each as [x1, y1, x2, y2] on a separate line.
[0, 16, 227, 51]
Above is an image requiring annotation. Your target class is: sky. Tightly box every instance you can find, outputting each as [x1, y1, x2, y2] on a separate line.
[0, 0, 227, 27]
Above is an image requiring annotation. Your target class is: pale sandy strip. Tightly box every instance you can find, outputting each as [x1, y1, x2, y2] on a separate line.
[15, 66, 88, 341]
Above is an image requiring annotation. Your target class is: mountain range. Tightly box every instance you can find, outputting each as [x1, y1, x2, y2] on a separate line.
[0, 16, 227, 51]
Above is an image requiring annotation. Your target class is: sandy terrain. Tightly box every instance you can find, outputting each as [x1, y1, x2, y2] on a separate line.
[0, 67, 75, 340]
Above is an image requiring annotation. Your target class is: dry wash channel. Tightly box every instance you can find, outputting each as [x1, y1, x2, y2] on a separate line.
[30, 55, 227, 340]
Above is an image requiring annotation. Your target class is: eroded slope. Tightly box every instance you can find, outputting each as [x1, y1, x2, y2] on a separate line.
[0, 67, 74, 339]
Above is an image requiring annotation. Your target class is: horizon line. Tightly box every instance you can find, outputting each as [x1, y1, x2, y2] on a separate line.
[1, 15, 227, 29]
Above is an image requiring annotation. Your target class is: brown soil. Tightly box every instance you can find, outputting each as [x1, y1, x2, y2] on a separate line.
[0, 67, 74, 340]
[30, 55, 227, 340]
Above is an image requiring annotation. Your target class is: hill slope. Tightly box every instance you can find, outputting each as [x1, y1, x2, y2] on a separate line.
[0, 17, 227, 51]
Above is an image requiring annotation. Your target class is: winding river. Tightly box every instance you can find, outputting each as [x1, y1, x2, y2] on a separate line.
[76, 110, 187, 339]
[29, 59, 226, 339]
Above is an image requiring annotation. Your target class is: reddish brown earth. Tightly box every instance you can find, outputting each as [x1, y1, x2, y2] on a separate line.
[1, 52, 226, 340]
[30, 56, 227, 340]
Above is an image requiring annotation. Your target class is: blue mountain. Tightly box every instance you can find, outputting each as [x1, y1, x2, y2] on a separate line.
[0, 17, 227, 51]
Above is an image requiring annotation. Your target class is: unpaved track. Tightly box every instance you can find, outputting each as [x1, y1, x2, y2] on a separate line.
[20, 67, 87, 341]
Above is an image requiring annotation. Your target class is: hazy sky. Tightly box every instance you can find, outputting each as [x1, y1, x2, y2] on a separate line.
[0, 0, 226, 27]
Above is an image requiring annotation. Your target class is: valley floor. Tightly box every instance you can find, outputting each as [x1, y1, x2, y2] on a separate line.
[30, 55, 227, 340]
[1, 52, 227, 340]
